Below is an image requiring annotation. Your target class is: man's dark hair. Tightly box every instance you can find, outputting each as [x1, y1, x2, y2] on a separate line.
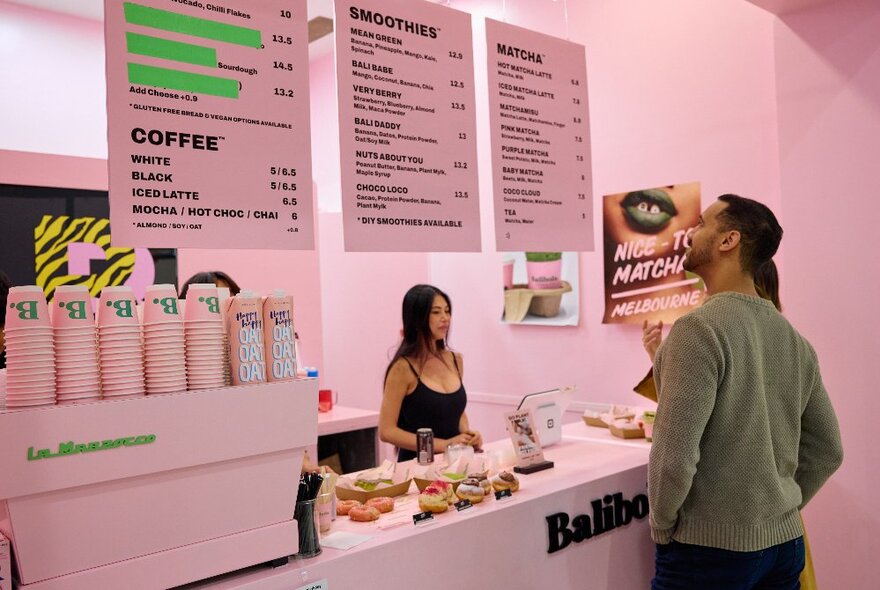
[716, 194, 783, 274]
[0, 271, 11, 328]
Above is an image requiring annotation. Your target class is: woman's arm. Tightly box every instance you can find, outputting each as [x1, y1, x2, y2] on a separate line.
[378, 359, 420, 451]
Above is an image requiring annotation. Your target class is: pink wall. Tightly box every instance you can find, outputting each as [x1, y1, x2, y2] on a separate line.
[429, 0, 781, 409]
[316, 212, 429, 407]
[0, 150, 106, 190]
[773, 0, 880, 585]
[306, 51, 430, 406]
[0, 2, 107, 158]
[2, 0, 873, 583]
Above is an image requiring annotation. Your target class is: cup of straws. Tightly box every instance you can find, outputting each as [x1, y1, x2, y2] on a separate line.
[294, 472, 324, 558]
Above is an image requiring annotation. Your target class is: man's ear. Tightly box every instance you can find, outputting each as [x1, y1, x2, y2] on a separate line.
[718, 230, 741, 252]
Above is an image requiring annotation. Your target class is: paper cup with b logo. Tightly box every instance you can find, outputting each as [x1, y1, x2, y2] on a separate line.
[98, 286, 139, 327]
[6, 286, 50, 330]
[144, 284, 182, 324]
[184, 284, 221, 322]
[52, 285, 94, 328]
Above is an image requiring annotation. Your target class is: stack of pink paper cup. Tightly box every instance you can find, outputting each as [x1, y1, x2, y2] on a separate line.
[97, 286, 145, 398]
[217, 287, 233, 386]
[4, 286, 56, 409]
[52, 285, 101, 404]
[142, 284, 187, 394]
[184, 284, 226, 390]
[0, 368, 7, 411]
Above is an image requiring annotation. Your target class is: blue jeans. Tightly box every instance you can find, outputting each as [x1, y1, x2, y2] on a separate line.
[652, 537, 805, 590]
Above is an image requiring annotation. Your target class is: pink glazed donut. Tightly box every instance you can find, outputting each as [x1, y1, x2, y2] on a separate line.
[365, 496, 395, 513]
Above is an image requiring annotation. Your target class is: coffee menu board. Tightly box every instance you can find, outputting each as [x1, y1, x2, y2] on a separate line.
[486, 19, 593, 252]
[335, 0, 481, 251]
[105, 0, 314, 249]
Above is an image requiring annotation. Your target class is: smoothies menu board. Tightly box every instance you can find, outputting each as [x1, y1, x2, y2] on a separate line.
[105, 0, 314, 249]
[486, 19, 593, 252]
[335, 0, 481, 251]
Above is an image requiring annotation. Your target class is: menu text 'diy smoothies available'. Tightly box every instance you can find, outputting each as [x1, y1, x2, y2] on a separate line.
[486, 19, 594, 252]
[335, 0, 481, 252]
[105, 0, 314, 249]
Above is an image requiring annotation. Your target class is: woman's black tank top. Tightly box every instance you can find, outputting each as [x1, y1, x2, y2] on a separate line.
[396, 355, 467, 462]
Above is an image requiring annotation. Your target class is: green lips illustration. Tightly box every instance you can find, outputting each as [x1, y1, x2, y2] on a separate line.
[621, 189, 678, 234]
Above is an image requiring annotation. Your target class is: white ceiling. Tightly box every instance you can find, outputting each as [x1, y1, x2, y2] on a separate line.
[5, 0, 336, 58]
[6, 0, 104, 20]
[5, 0, 335, 22]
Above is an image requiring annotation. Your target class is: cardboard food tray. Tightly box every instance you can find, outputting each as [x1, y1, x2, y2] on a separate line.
[583, 415, 608, 428]
[335, 478, 413, 502]
[609, 424, 645, 439]
[503, 282, 573, 323]
[413, 478, 463, 493]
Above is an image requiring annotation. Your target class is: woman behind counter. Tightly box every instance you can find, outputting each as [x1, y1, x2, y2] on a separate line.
[379, 284, 482, 461]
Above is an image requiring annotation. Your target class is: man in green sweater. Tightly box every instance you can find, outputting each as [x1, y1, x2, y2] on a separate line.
[649, 195, 842, 589]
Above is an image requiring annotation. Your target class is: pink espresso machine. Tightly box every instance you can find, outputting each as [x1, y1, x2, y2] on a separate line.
[0, 380, 318, 590]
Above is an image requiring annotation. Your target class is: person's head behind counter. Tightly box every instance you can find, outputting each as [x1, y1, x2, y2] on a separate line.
[179, 270, 241, 298]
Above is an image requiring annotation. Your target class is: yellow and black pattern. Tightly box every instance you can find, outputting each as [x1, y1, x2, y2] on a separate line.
[34, 215, 136, 300]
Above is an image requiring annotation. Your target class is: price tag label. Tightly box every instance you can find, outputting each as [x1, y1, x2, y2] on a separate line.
[454, 499, 473, 511]
[495, 489, 513, 501]
[413, 511, 435, 525]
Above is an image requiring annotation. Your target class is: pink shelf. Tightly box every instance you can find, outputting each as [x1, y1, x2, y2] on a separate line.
[317, 405, 379, 437]
[0, 380, 318, 589]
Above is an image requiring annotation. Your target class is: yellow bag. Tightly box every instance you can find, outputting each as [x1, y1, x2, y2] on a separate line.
[633, 368, 658, 402]
[801, 515, 817, 589]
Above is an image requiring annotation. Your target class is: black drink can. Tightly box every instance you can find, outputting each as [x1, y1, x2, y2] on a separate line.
[416, 428, 434, 465]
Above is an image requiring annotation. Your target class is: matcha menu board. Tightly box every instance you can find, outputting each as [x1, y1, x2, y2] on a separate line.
[335, 0, 481, 251]
[105, 0, 314, 249]
[486, 19, 593, 252]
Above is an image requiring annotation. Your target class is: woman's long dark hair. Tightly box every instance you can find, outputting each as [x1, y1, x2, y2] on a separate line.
[754, 259, 782, 312]
[384, 284, 452, 383]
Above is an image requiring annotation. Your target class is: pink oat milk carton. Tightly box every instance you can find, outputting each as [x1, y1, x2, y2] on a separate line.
[262, 289, 297, 382]
[226, 291, 267, 386]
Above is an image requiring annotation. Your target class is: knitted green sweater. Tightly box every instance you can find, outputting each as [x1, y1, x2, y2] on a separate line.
[649, 292, 843, 551]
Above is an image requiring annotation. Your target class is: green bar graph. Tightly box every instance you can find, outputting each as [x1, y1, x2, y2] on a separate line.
[128, 63, 238, 98]
[126, 32, 217, 67]
[124, 2, 262, 48]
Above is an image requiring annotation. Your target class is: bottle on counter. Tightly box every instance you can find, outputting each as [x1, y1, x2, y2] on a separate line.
[226, 290, 267, 386]
[417, 428, 434, 465]
[262, 289, 297, 382]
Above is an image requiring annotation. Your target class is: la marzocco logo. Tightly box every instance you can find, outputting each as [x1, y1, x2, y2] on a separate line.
[546, 491, 649, 554]
[27, 435, 157, 461]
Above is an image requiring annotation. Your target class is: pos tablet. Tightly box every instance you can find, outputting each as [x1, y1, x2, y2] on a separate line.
[516, 386, 575, 447]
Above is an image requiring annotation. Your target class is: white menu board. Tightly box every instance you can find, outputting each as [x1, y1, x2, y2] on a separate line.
[486, 19, 593, 252]
[335, 0, 481, 252]
[105, 0, 314, 249]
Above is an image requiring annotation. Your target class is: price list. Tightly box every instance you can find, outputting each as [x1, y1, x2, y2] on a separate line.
[104, 0, 314, 249]
[485, 19, 594, 252]
[335, 0, 481, 252]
